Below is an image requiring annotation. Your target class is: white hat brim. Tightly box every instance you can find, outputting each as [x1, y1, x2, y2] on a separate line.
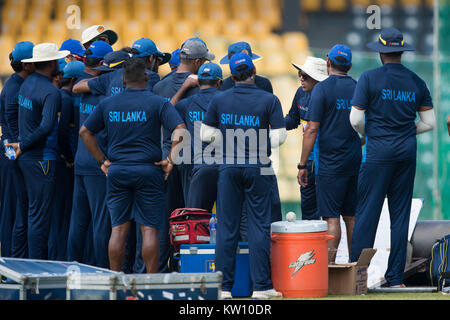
[292, 62, 328, 82]
[22, 50, 70, 63]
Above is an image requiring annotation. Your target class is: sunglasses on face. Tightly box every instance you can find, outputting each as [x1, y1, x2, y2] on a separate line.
[299, 71, 311, 81]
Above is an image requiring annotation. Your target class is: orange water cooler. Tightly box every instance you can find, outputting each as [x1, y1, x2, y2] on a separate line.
[271, 220, 333, 298]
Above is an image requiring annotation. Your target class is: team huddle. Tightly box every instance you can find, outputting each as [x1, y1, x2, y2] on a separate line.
[0, 24, 436, 299]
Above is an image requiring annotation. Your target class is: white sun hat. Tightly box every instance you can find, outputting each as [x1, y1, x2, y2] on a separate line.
[21, 43, 70, 63]
[292, 56, 329, 82]
[82, 25, 118, 46]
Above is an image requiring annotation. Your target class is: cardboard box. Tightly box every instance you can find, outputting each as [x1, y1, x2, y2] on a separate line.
[328, 248, 377, 295]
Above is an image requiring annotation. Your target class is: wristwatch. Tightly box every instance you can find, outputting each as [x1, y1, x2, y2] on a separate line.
[297, 163, 307, 170]
[98, 157, 109, 167]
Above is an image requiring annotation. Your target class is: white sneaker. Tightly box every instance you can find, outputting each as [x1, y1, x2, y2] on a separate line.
[220, 290, 232, 300]
[251, 289, 283, 299]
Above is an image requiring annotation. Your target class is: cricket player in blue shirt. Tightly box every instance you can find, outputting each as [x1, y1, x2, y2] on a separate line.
[286, 56, 328, 220]
[297, 45, 362, 263]
[175, 62, 223, 211]
[350, 28, 435, 287]
[0, 41, 34, 258]
[7, 43, 70, 259]
[80, 58, 186, 273]
[66, 40, 113, 268]
[202, 52, 286, 299]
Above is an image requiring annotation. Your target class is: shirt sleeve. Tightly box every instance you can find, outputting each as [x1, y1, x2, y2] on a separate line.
[305, 84, 326, 123]
[4, 84, 20, 141]
[419, 83, 433, 108]
[146, 72, 161, 92]
[285, 89, 301, 130]
[20, 91, 60, 152]
[160, 100, 184, 133]
[352, 72, 370, 110]
[174, 100, 187, 123]
[268, 96, 286, 130]
[202, 97, 220, 128]
[83, 101, 105, 134]
[88, 73, 109, 96]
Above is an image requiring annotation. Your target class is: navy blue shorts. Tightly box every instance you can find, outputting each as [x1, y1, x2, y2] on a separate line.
[107, 164, 166, 229]
[315, 174, 358, 218]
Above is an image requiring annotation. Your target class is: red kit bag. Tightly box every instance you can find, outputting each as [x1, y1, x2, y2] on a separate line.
[169, 208, 212, 251]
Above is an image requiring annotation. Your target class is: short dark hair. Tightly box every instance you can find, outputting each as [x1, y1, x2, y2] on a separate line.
[34, 60, 56, 71]
[123, 58, 146, 83]
[9, 52, 23, 72]
[382, 51, 404, 59]
[330, 56, 351, 73]
[60, 77, 72, 87]
[232, 67, 254, 82]
[198, 78, 220, 87]
[120, 47, 133, 54]
[84, 57, 103, 68]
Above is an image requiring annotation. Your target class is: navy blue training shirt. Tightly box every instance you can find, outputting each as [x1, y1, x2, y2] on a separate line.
[220, 75, 273, 94]
[58, 88, 77, 162]
[75, 73, 107, 176]
[88, 68, 160, 97]
[1, 73, 25, 142]
[18, 72, 60, 161]
[306, 75, 362, 176]
[203, 84, 285, 167]
[285, 86, 318, 162]
[175, 87, 220, 168]
[84, 88, 183, 165]
[153, 71, 199, 159]
[352, 63, 433, 163]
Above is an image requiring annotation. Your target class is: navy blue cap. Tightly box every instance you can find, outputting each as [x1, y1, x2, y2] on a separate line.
[93, 51, 131, 71]
[12, 41, 34, 62]
[229, 52, 255, 75]
[198, 62, 223, 81]
[60, 39, 86, 57]
[63, 61, 86, 79]
[328, 44, 352, 67]
[367, 27, 415, 53]
[132, 38, 171, 65]
[220, 41, 261, 65]
[169, 48, 181, 68]
[86, 40, 113, 59]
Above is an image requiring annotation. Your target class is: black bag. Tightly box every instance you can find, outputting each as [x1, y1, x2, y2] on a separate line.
[429, 234, 450, 290]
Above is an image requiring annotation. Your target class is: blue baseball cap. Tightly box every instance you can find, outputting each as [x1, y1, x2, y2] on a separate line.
[63, 61, 86, 79]
[169, 48, 180, 68]
[11, 41, 34, 62]
[60, 39, 86, 57]
[220, 41, 261, 65]
[132, 38, 171, 65]
[86, 40, 113, 59]
[58, 58, 67, 72]
[367, 28, 415, 53]
[229, 52, 255, 75]
[198, 62, 223, 81]
[328, 44, 352, 67]
[93, 50, 131, 72]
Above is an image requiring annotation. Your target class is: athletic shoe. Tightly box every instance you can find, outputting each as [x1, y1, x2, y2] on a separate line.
[251, 289, 283, 299]
[389, 284, 406, 288]
[220, 290, 232, 300]
[441, 287, 450, 295]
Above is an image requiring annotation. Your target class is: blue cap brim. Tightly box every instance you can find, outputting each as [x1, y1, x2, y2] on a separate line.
[366, 41, 415, 53]
[220, 53, 261, 65]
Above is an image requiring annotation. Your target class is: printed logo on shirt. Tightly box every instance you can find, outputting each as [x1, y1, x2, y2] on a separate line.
[381, 89, 416, 103]
[189, 111, 204, 123]
[335, 99, 352, 110]
[18, 94, 33, 110]
[110, 86, 124, 96]
[108, 111, 148, 123]
[220, 113, 261, 127]
[79, 102, 96, 114]
[298, 104, 308, 112]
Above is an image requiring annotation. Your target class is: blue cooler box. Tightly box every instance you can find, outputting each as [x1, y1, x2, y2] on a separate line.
[179, 242, 252, 297]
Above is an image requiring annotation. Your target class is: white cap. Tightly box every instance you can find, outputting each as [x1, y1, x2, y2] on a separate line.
[21, 43, 70, 63]
[81, 25, 118, 46]
[292, 56, 329, 82]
